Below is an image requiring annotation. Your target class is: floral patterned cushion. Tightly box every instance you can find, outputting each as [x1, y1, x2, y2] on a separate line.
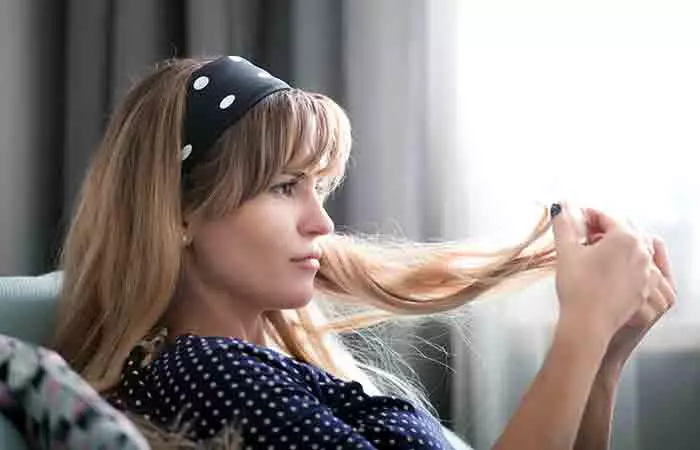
[0, 333, 148, 450]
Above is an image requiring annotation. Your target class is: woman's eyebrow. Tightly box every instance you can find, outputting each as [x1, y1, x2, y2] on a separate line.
[281, 171, 307, 180]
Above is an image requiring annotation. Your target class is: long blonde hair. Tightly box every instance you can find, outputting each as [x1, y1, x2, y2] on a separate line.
[52, 57, 556, 401]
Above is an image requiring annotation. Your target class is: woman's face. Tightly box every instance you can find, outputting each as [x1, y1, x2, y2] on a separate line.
[183, 168, 334, 318]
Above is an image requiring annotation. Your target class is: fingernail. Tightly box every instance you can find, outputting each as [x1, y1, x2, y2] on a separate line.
[550, 203, 562, 219]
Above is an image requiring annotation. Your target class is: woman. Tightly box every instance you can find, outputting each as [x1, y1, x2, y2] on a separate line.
[52, 56, 675, 449]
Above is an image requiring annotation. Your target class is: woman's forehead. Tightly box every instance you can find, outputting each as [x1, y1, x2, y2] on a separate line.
[285, 144, 331, 174]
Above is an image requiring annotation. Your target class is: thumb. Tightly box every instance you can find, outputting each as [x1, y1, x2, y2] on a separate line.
[550, 202, 579, 255]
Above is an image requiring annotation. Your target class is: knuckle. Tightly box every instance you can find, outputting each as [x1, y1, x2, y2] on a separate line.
[633, 240, 653, 263]
[617, 230, 639, 249]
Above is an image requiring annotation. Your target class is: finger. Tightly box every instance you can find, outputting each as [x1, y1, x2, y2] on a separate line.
[567, 205, 589, 244]
[645, 267, 673, 312]
[647, 283, 670, 312]
[647, 287, 671, 325]
[581, 207, 630, 236]
[651, 236, 676, 291]
[655, 271, 676, 310]
[630, 287, 668, 329]
[587, 231, 605, 246]
[550, 202, 580, 256]
[628, 299, 659, 328]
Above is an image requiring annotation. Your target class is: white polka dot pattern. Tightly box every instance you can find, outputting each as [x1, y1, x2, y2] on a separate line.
[193, 76, 209, 90]
[219, 95, 236, 109]
[181, 144, 192, 161]
[110, 335, 450, 449]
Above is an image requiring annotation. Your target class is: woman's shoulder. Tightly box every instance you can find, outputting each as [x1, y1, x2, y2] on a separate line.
[112, 334, 451, 447]
[112, 333, 351, 416]
[164, 334, 322, 386]
[113, 334, 356, 437]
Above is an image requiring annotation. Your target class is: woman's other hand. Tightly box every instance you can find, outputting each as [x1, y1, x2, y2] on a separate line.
[551, 202, 657, 345]
[601, 234, 676, 374]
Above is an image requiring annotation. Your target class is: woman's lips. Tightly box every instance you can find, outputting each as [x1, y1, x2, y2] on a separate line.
[292, 257, 321, 270]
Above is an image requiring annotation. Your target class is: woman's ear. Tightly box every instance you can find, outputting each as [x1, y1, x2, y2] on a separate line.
[181, 218, 193, 247]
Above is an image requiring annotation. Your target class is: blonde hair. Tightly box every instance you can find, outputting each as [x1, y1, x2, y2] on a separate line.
[52, 57, 556, 406]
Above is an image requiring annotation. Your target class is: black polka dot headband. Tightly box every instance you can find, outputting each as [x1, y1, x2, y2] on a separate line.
[181, 56, 291, 184]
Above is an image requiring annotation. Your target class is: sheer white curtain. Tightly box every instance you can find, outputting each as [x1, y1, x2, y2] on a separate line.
[438, 1, 700, 449]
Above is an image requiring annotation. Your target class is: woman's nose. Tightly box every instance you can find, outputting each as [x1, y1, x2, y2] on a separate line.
[300, 194, 334, 237]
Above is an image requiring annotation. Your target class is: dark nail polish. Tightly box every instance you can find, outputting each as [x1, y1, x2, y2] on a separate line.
[550, 203, 562, 219]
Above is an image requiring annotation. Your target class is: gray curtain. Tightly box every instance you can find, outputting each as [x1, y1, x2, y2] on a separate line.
[0, 0, 346, 274]
[63, 0, 348, 226]
[0, 0, 463, 442]
[0, 0, 65, 274]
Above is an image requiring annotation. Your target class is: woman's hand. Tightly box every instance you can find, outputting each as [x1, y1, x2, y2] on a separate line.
[600, 235, 676, 374]
[492, 203, 661, 450]
[574, 208, 676, 372]
[572, 214, 676, 450]
[552, 203, 657, 345]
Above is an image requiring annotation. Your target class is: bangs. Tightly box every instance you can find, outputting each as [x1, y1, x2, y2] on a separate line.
[274, 90, 352, 192]
[188, 89, 352, 218]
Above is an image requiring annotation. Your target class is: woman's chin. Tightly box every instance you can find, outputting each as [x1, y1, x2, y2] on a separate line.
[274, 290, 315, 310]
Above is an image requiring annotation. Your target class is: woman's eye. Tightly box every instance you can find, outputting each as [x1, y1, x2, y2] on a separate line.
[271, 181, 297, 196]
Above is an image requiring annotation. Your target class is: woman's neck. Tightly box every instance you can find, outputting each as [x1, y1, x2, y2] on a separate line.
[165, 271, 267, 346]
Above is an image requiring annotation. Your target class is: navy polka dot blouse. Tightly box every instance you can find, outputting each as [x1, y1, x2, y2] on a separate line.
[110, 334, 452, 449]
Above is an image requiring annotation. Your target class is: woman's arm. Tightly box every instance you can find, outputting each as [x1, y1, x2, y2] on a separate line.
[492, 317, 609, 450]
[573, 236, 675, 450]
[490, 204, 657, 450]
[572, 365, 620, 450]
